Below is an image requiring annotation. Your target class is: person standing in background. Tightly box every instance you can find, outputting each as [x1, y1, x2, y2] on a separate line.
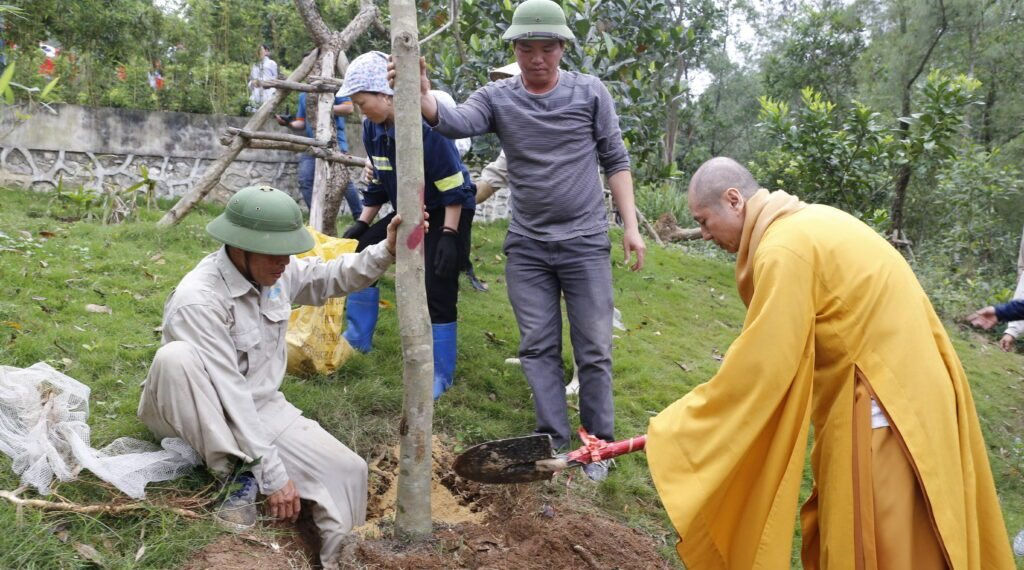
[248, 44, 278, 112]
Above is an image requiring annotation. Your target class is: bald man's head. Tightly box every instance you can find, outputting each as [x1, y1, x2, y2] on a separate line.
[688, 157, 761, 209]
[686, 157, 761, 253]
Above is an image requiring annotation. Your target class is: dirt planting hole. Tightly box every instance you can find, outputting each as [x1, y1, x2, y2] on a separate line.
[185, 436, 670, 569]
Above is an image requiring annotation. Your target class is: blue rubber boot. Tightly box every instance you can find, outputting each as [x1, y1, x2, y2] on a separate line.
[432, 322, 457, 400]
[342, 286, 380, 353]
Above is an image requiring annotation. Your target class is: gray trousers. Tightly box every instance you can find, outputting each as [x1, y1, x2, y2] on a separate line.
[503, 231, 615, 450]
[138, 341, 367, 566]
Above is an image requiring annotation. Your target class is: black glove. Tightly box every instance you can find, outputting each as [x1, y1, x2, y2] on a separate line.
[433, 230, 460, 278]
[342, 220, 369, 240]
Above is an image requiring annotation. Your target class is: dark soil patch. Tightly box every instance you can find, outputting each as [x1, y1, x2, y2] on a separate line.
[185, 437, 669, 569]
[350, 492, 670, 569]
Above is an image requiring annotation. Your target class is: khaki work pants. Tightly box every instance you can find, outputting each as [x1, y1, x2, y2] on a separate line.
[138, 341, 367, 566]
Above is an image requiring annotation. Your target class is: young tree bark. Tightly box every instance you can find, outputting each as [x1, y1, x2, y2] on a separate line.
[390, 0, 434, 541]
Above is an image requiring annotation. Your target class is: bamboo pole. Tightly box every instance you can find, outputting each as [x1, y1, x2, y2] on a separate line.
[390, 0, 434, 540]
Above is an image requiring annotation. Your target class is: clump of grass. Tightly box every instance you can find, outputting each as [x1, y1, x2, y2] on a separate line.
[1, 186, 1022, 569]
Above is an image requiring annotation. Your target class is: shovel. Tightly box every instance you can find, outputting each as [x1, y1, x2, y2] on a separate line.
[453, 427, 646, 484]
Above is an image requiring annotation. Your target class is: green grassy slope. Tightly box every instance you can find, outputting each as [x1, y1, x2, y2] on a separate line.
[1, 186, 1022, 568]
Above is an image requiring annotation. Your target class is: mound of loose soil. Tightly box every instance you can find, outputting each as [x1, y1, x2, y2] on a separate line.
[184, 437, 670, 569]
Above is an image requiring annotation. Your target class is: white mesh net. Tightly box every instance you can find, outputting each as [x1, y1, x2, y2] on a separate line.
[0, 362, 201, 499]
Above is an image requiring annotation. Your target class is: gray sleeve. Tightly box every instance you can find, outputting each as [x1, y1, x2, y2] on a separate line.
[592, 80, 631, 176]
[435, 87, 495, 139]
[286, 241, 394, 306]
[163, 305, 290, 494]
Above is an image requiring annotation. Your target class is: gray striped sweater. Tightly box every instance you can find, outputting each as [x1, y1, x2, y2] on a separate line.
[434, 71, 630, 241]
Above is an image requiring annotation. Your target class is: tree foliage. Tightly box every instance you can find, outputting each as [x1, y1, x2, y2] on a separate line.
[754, 71, 980, 223]
[415, 0, 727, 181]
[3, 0, 1024, 305]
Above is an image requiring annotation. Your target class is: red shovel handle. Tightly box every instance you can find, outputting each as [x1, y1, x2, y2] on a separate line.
[564, 434, 646, 465]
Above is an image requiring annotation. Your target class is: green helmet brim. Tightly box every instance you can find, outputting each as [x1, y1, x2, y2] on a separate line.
[502, 24, 575, 41]
[206, 215, 314, 256]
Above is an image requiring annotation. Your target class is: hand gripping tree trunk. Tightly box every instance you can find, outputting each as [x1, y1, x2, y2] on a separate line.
[390, 0, 434, 540]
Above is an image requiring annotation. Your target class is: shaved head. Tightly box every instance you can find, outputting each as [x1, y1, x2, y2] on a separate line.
[688, 157, 761, 209]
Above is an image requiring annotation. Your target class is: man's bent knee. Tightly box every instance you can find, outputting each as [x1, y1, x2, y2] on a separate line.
[152, 340, 200, 367]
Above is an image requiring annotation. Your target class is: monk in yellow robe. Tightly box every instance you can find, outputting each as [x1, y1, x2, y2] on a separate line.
[646, 157, 1013, 569]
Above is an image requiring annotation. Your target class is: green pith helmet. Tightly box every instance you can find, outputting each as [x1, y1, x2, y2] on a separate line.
[206, 185, 314, 256]
[502, 0, 575, 42]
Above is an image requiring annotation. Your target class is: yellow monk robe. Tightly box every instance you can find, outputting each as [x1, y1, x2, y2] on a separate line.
[646, 190, 1013, 569]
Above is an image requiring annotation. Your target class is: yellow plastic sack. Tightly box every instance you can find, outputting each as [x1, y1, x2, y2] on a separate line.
[285, 227, 358, 376]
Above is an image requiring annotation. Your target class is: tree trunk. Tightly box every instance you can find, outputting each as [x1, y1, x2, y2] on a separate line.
[390, 0, 434, 541]
[309, 48, 341, 234]
[981, 79, 996, 149]
[157, 50, 319, 227]
[662, 56, 688, 168]
[888, 0, 946, 243]
[890, 87, 913, 242]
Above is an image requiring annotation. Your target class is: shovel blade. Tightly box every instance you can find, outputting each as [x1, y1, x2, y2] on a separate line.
[453, 434, 556, 484]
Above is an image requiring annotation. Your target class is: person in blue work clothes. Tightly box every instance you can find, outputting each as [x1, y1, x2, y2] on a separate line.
[338, 51, 476, 399]
[968, 298, 1024, 330]
[276, 90, 362, 220]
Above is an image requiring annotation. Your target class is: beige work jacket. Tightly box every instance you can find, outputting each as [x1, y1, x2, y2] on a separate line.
[151, 242, 393, 492]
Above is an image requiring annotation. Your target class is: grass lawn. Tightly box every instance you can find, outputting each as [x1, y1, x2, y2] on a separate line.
[1, 185, 1023, 568]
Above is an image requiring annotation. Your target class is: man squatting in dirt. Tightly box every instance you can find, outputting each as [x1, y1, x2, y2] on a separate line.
[394, 0, 646, 481]
[137, 185, 402, 568]
[645, 157, 1013, 568]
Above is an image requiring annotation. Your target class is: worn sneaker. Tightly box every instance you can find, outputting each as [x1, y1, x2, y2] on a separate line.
[1014, 528, 1024, 556]
[581, 459, 612, 482]
[215, 472, 258, 531]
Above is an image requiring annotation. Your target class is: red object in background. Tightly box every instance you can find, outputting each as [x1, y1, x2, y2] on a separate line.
[154, 76, 164, 90]
[39, 58, 55, 76]
[117, 65, 126, 81]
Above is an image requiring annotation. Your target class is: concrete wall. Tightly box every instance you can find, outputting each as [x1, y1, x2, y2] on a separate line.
[0, 103, 358, 204]
[0, 103, 511, 220]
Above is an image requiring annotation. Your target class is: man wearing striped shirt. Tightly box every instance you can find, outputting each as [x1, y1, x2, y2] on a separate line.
[399, 0, 646, 480]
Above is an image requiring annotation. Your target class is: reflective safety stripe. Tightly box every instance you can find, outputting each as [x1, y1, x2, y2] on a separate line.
[371, 156, 393, 171]
[434, 171, 465, 192]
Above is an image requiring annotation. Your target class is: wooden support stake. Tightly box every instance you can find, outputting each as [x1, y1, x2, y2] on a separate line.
[226, 127, 329, 147]
[254, 78, 339, 93]
[305, 75, 345, 89]
[157, 49, 320, 227]
[240, 140, 368, 167]
[309, 48, 339, 234]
